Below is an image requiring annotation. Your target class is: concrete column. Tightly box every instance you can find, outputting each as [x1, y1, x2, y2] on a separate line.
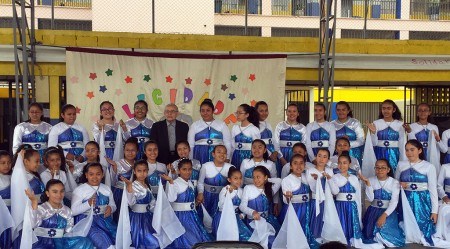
[336, 0, 342, 18]
[261, 26, 271, 36]
[399, 30, 409, 40]
[261, 0, 272, 15]
[49, 75, 60, 125]
[401, 0, 410, 20]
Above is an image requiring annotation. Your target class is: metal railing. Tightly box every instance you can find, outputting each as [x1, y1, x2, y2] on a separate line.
[272, 0, 319, 16]
[341, 0, 397, 19]
[216, 0, 262, 14]
[38, 0, 91, 8]
[410, 0, 450, 20]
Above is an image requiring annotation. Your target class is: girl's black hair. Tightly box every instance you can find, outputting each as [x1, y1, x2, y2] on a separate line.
[254, 101, 268, 110]
[79, 162, 104, 184]
[178, 158, 193, 172]
[132, 159, 151, 189]
[378, 99, 403, 120]
[317, 148, 330, 159]
[338, 150, 352, 164]
[335, 101, 353, 118]
[86, 141, 101, 162]
[287, 103, 301, 123]
[416, 103, 434, 123]
[227, 166, 241, 179]
[336, 136, 351, 147]
[41, 179, 65, 203]
[99, 101, 115, 120]
[175, 140, 191, 158]
[22, 148, 42, 180]
[44, 146, 67, 172]
[60, 104, 76, 122]
[124, 137, 139, 151]
[239, 104, 259, 128]
[142, 140, 158, 161]
[376, 159, 394, 178]
[406, 139, 425, 161]
[250, 139, 269, 162]
[292, 142, 307, 153]
[0, 150, 12, 175]
[200, 98, 214, 112]
[290, 153, 306, 165]
[253, 166, 273, 204]
[213, 144, 227, 153]
[12, 144, 32, 167]
[26, 102, 45, 122]
[314, 102, 328, 120]
[133, 100, 148, 115]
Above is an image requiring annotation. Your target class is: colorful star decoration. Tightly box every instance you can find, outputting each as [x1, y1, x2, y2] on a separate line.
[115, 89, 123, 96]
[99, 85, 107, 93]
[221, 84, 228, 91]
[166, 75, 173, 83]
[70, 76, 78, 84]
[250, 100, 257, 106]
[75, 106, 81, 114]
[204, 79, 211, 86]
[249, 74, 256, 81]
[143, 75, 151, 82]
[241, 87, 249, 95]
[228, 93, 236, 100]
[230, 75, 238, 82]
[86, 91, 94, 99]
[105, 69, 113, 76]
[125, 76, 133, 84]
[89, 73, 97, 80]
[185, 77, 192, 84]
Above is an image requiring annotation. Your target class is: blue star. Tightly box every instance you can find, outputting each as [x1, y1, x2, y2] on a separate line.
[228, 93, 236, 100]
[99, 85, 107, 93]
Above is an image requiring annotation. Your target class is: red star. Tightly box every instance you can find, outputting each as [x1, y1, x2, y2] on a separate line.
[166, 75, 173, 83]
[89, 73, 97, 80]
[185, 77, 192, 84]
[250, 100, 257, 106]
[249, 74, 256, 81]
[204, 79, 211, 86]
[125, 76, 133, 84]
[75, 106, 81, 114]
[86, 91, 94, 99]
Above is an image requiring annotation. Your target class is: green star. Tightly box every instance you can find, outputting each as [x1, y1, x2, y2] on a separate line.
[230, 75, 238, 82]
[105, 68, 113, 76]
[143, 74, 151, 82]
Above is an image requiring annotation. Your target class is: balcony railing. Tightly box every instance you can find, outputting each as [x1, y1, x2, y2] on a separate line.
[410, 0, 450, 20]
[215, 0, 262, 14]
[272, 0, 320, 16]
[341, 0, 397, 19]
[38, 0, 91, 8]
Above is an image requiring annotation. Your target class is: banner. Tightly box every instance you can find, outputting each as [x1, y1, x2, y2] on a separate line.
[66, 48, 286, 138]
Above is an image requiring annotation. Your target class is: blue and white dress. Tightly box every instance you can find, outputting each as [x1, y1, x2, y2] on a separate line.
[0, 174, 11, 249]
[240, 158, 277, 186]
[48, 122, 89, 164]
[362, 176, 405, 247]
[212, 186, 252, 241]
[13, 121, 52, 164]
[273, 121, 306, 167]
[438, 129, 450, 164]
[123, 118, 153, 160]
[167, 178, 212, 249]
[331, 118, 365, 165]
[188, 119, 232, 165]
[259, 121, 279, 173]
[437, 163, 450, 241]
[30, 202, 93, 249]
[126, 181, 159, 249]
[146, 162, 168, 198]
[280, 161, 315, 179]
[231, 124, 260, 169]
[370, 119, 405, 173]
[329, 155, 360, 176]
[197, 162, 234, 216]
[71, 183, 117, 249]
[93, 122, 119, 161]
[111, 159, 133, 223]
[407, 122, 439, 162]
[306, 121, 336, 162]
[40, 169, 72, 205]
[171, 158, 202, 188]
[395, 160, 439, 246]
[280, 173, 319, 249]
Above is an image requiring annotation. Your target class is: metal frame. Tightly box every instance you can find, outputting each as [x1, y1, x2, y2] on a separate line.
[317, 0, 337, 120]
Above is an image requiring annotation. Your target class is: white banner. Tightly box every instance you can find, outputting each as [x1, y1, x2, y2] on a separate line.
[66, 48, 286, 138]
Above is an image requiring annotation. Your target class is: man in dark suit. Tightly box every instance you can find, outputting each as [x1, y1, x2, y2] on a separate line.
[150, 104, 189, 164]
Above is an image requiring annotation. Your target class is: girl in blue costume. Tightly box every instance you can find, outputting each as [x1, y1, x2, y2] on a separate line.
[405, 103, 440, 162]
[122, 160, 159, 249]
[361, 159, 405, 247]
[231, 104, 261, 169]
[395, 140, 450, 247]
[274, 103, 307, 169]
[105, 137, 138, 223]
[367, 99, 405, 173]
[48, 104, 89, 165]
[188, 98, 232, 165]
[197, 145, 234, 217]
[212, 167, 252, 241]
[240, 139, 277, 186]
[329, 138, 360, 176]
[71, 142, 100, 184]
[305, 148, 333, 241]
[256, 101, 280, 175]
[439, 128, 450, 164]
[239, 166, 281, 246]
[71, 163, 117, 249]
[280, 154, 319, 249]
[143, 141, 168, 198]
[280, 143, 315, 178]
[168, 141, 202, 188]
[25, 179, 93, 249]
[12, 147, 46, 249]
[123, 100, 154, 160]
[331, 101, 365, 165]
[13, 103, 52, 168]
[0, 150, 12, 249]
[306, 103, 336, 162]
[162, 158, 213, 249]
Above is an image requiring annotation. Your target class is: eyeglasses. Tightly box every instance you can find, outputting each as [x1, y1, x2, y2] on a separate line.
[101, 108, 114, 112]
[374, 167, 388, 170]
